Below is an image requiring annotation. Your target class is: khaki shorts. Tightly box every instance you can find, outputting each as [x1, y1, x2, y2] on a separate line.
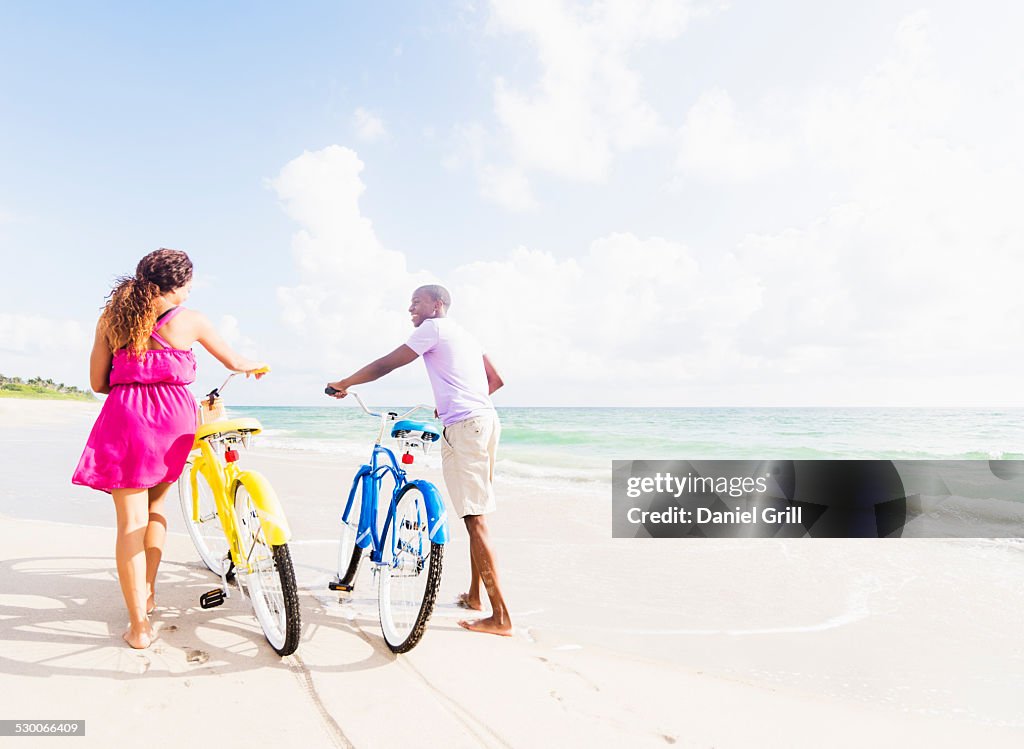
[441, 411, 500, 517]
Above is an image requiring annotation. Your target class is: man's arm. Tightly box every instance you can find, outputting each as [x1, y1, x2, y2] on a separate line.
[327, 344, 419, 398]
[483, 354, 504, 395]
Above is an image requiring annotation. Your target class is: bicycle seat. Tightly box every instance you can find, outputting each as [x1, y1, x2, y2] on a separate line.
[195, 417, 263, 442]
[391, 419, 441, 442]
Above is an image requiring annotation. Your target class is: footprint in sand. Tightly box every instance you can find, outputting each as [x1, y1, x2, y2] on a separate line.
[185, 649, 209, 665]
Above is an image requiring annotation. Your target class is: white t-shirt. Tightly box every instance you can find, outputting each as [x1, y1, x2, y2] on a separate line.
[405, 317, 493, 426]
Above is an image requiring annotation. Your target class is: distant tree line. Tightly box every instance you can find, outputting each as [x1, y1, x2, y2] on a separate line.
[0, 374, 92, 395]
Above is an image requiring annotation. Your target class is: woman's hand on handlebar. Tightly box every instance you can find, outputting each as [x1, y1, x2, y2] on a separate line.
[241, 363, 270, 380]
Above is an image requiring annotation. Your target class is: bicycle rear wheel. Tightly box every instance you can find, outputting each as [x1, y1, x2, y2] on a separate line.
[234, 482, 301, 656]
[378, 482, 444, 653]
[177, 461, 230, 576]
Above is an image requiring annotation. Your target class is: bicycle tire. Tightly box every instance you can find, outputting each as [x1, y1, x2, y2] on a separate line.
[176, 460, 231, 577]
[336, 473, 366, 588]
[234, 482, 301, 656]
[378, 482, 444, 653]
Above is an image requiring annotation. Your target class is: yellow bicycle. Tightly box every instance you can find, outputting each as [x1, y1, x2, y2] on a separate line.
[176, 369, 301, 656]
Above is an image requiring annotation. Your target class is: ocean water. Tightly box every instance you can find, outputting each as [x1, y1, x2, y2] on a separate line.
[227, 405, 1024, 490]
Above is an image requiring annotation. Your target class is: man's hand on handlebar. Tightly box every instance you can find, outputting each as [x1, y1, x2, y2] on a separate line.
[325, 381, 348, 398]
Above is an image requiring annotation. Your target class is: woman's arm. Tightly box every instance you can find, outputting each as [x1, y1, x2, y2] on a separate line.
[193, 312, 267, 374]
[89, 319, 113, 394]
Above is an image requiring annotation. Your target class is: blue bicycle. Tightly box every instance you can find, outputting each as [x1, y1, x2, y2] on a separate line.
[324, 389, 450, 652]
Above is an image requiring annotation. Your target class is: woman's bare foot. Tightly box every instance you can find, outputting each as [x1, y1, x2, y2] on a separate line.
[458, 616, 513, 637]
[147, 594, 156, 615]
[456, 592, 483, 610]
[123, 621, 156, 649]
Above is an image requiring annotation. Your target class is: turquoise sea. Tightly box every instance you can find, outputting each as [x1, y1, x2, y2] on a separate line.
[228, 406, 1024, 489]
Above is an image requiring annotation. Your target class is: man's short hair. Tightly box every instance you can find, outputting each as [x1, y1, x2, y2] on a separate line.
[417, 284, 451, 309]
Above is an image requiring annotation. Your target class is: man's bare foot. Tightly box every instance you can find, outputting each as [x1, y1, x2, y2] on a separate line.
[458, 616, 513, 637]
[123, 622, 156, 649]
[456, 592, 483, 611]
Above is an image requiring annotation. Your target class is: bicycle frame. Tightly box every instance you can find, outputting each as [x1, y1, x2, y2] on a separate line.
[185, 372, 291, 572]
[188, 443, 291, 564]
[341, 394, 449, 565]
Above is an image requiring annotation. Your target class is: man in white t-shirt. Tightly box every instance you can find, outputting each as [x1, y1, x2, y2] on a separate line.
[326, 285, 511, 636]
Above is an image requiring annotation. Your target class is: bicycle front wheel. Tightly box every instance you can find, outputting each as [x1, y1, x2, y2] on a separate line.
[378, 482, 444, 653]
[336, 473, 367, 588]
[234, 482, 301, 656]
[177, 460, 230, 576]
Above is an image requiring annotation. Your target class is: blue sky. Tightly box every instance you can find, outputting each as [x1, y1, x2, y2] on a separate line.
[2, 2, 1023, 406]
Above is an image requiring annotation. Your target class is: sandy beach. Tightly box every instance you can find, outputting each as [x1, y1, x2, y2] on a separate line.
[1, 398, 1022, 747]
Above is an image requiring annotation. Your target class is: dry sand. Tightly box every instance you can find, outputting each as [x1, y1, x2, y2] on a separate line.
[1, 397, 1022, 747]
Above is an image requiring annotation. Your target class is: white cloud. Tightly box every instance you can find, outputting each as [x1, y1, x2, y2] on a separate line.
[478, 164, 538, 212]
[677, 89, 793, 182]
[723, 9, 1024, 401]
[444, 123, 538, 212]
[218, 314, 258, 357]
[270, 146, 766, 404]
[0, 313, 87, 354]
[270, 146, 434, 376]
[800, 11, 950, 175]
[0, 313, 90, 387]
[352, 107, 388, 142]
[267, 146, 400, 276]
[450, 234, 764, 401]
[451, 0, 712, 210]
[270, 10, 1024, 406]
[487, 0, 693, 182]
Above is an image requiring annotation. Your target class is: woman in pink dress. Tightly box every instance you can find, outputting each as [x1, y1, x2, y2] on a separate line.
[73, 249, 267, 649]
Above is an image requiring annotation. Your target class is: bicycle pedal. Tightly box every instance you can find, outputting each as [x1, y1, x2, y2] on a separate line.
[200, 588, 226, 609]
[328, 579, 354, 593]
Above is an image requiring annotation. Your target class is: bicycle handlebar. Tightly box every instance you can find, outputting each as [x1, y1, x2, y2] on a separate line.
[206, 366, 271, 400]
[347, 391, 380, 417]
[398, 403, 436, 420]
[325, 387, 434, 422]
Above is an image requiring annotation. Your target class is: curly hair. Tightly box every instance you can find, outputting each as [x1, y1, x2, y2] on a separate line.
[101, 249, 193, 357]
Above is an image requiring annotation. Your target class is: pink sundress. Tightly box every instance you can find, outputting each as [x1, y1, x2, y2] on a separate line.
[72, 306, 198, 493]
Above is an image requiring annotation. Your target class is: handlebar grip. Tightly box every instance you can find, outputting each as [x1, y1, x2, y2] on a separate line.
[251, 366, 271, 375]
[325, 386, 340, 396]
